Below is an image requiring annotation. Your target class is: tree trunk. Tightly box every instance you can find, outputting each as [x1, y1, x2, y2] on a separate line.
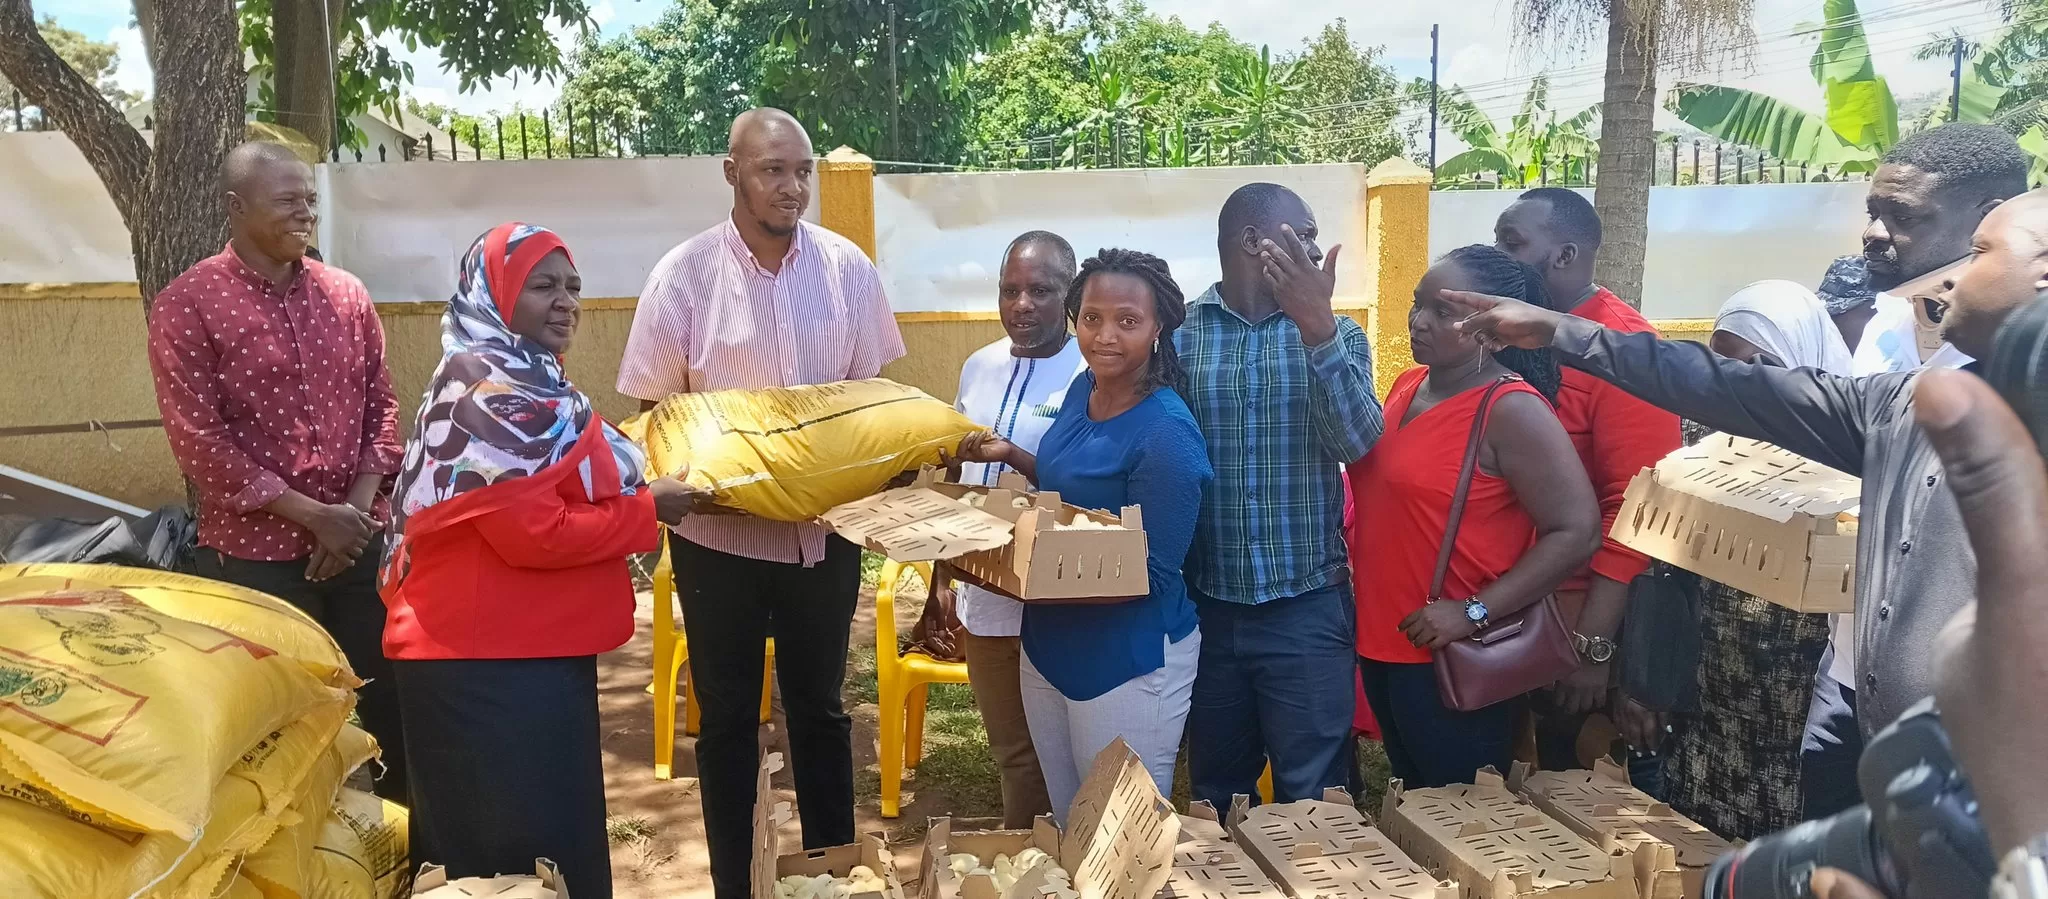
[140, 0, 242, 303]
[271, 0, 342, 154]
[133, 0, 160, 78]
[1592, 0, 1658, 309]
[0, 0, 242, 306]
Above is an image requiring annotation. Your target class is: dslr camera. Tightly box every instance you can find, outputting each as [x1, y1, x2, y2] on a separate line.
[1700, 699, 1993, 898]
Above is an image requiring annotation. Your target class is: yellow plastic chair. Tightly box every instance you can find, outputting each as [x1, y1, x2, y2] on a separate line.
[876, 560, 972, 818]
[651, 537, 774, 780]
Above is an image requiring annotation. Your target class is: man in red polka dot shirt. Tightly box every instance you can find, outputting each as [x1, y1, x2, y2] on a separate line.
[146, 142, 407, 800]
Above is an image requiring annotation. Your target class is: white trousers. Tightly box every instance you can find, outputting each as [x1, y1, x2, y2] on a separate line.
[1018, 630, 1201, 824]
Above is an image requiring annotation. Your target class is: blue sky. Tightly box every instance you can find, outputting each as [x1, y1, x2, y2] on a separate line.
[38, 0, 2008, 138]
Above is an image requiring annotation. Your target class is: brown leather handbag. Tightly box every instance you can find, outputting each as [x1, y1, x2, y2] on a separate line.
[1429, 376, 1581, 712]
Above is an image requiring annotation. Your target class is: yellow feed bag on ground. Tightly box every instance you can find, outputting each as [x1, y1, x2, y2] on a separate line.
[0, 761, 282, 899]
[307, 788, 411, 899]
[241, 726, 379, 899]
[643, 379, 979, 522]
[0, 576, 348, 839]
[0, 565, 359, 690]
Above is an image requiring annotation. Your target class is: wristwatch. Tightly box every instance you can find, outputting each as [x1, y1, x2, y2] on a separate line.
[1572, 632, 1616, 664]
[1462, 598, 1490, 630]
[1994, 834, 2048, 899]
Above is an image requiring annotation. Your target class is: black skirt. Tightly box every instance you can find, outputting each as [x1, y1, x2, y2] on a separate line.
[394, 655, 612, 899]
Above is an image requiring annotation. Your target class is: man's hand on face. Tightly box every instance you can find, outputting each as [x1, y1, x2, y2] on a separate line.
[1915, 367, 2048, 855]
[1262, 223, 1342, 347]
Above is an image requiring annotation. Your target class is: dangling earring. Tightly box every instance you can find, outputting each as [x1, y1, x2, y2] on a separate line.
[1153, 337, 1160, 352]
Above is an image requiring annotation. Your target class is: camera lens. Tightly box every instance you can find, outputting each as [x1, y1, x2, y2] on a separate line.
[1701, 806, 1883, 899]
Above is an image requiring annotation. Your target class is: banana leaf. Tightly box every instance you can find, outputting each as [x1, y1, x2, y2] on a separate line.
[1436, 146, 1518, 182]
[1823, 76, 1897, 150]
[1669, 82, 1877, 167]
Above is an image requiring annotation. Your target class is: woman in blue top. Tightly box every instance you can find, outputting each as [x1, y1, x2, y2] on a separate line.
[956, 248, 1213, 822]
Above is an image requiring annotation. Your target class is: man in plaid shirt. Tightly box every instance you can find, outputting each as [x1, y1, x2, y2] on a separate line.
[1179, 183, 1385, 809]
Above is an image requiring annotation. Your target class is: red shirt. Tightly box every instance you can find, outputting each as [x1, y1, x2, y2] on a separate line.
[1349, 369, 1544, 664]
[147, 245, 403, 561]
[1555, 288, 1682, 589]
[381, 424, 660, 660]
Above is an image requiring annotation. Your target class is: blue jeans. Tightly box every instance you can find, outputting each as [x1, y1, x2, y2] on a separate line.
[1187, 583, 1356, 809]
[1801, 654, 1863, 820]
[1359, 657, 1525, 788]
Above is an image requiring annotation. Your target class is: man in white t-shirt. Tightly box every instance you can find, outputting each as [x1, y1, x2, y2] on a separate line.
[940, 230, 1089, 828]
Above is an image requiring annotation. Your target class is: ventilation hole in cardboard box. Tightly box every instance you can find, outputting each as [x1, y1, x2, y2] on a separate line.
[1839, 565, 1852, 593]
[1755, 544, 1771, 572]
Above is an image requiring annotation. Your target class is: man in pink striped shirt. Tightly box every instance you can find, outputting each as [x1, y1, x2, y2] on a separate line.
[618, 107, 904, 899]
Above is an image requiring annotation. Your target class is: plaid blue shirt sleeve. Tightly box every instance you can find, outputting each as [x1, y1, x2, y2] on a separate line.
[1307, 317, 1384, 464]
[1177, 290, 1388, 604]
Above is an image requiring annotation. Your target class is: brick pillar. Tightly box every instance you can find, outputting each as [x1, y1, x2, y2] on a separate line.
[818, 146, 878, 260]
[1362, 157, 1434, 399]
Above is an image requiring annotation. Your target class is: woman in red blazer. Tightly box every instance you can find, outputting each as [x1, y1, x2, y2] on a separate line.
[379, 223, 700, 897]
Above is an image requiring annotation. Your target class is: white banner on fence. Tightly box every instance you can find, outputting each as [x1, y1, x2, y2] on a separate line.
[873, 164, 1370, 313]
[1428, 183, 1869, 320]
[322, 156, 808, 301]
[0, 128, 1873, 319]
[0, 133, 135, 284]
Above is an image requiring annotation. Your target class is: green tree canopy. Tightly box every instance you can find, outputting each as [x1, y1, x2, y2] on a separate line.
[1, 16, 139, 126]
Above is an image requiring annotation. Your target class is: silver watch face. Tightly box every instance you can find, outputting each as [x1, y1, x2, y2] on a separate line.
[1465, 601, 1488, 622]
[1587, 639, 1614, 663]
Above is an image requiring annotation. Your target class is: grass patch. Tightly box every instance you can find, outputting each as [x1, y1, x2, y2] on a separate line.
[606, 815, 657, 846]
[1356, 739, 1392, 814]
[845, 645, 879, 705]
[860, 551, 886, 587]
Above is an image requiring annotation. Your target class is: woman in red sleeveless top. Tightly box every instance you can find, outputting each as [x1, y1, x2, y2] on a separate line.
[1348, 245, 1600, 787]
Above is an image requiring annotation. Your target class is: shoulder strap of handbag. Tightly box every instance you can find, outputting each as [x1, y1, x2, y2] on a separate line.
[1428, 374, 1521, 600]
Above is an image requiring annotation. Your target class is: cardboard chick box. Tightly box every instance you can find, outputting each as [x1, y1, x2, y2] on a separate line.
[411, 860, 564, 898]
[820, 467, 1147, 602]
[1379, 769, 1639, 899]
[920, 739, 1176, 899]
[1608, 435, 1859, 613]
[1508, 762, 1733, 899]
[753, 754, 907, 899]
[1157, 801, 1286, 899]
[1225, 789, 1456, 899]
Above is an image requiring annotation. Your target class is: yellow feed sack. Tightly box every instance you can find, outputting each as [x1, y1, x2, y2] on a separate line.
[0, 565, 359, 690]
[643, 379, 979, 522]
[0, 764, 282, 899]
[241, 726, 380, 899]
[0, 578, 348, 839]
[309, 788, 411, 899]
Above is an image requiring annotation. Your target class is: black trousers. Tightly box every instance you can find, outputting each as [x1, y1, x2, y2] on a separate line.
[395, 656, 611, 899]
[1358, 657, 1525, 788]
[196, 535, 406, 801]
[672, 533, 861, 899]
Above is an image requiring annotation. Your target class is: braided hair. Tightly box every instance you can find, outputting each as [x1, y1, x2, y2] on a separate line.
[1441, 245, 1563, 402]
[1066, 248, 1189, 395]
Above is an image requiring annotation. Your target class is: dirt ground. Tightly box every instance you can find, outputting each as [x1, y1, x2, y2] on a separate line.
[589, 564, 1391, 898]
[595, 574, 974, 898]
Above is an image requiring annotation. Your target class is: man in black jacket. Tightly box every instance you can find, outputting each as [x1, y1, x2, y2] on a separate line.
[1443, 185, 2048, 803]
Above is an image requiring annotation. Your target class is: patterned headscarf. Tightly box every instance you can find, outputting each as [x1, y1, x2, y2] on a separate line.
[379, 223, 647, 591]
[1816, 255, 1876, 316]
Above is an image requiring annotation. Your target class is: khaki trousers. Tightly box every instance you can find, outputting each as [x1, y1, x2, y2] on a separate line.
[962, 632, 1053, 828]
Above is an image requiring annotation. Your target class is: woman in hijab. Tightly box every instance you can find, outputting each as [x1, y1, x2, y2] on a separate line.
[1645, 279, 1847, 840]
[379, 223, 702, 896]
